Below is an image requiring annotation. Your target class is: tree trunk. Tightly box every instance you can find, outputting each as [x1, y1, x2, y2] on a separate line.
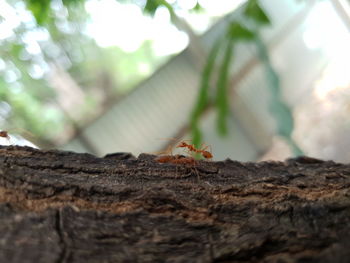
[0, 145, 350, 263]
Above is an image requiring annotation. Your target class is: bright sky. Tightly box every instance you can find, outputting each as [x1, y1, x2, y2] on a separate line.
[0, 0, 244, 84]
[83, 0, 244, 55]
[0, 0, 21, 39]
[84, 0, 189, 55]
[0, 0, 243, 57]
[302, 1, 350, 100]
[2, 0, 348, 91]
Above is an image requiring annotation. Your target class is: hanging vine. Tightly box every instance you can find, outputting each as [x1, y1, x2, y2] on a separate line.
[190, 0, 303, 156]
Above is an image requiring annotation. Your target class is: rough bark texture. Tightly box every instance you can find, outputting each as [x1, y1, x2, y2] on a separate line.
[0, 145, 350, 263]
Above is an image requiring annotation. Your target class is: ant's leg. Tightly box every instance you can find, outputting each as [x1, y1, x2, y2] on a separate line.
[200, 143, 209, 151]
[201, 144, 212, 154]
[200, 144, 213, 160]
[167, 144, 174, 155]
[178, 146, 193, 157]
[155, 144, 174, 156]
[207, 145, 213, 155]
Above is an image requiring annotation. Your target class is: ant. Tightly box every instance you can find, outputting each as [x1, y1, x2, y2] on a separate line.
[156, 138, 213, 160]
[0, 131, 10, 140]
[176, 141, 213, 160]
[0, 130, 10, 143]
[155, 154, 177, 164]
[154, 139, 213, 179]
[155, 154, 197, 165]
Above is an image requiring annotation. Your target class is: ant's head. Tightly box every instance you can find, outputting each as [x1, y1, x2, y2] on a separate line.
[202, 151, 213, 159]
[0, 131, 9, 138]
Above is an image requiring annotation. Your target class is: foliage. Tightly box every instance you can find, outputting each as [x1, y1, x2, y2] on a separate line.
[0, 0, 167, 145]
[190, 0, 303, 156]
[254, 35, 303, 155]
[190, 1, 264, 146]
[190, 37, 222, 146]
[0, 0, 92, 144]
[24, 0, 199, 26]
[1, 0, 302, 156]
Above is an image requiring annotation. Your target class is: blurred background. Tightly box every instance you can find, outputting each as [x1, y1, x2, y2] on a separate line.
[0, 0, 349, 162]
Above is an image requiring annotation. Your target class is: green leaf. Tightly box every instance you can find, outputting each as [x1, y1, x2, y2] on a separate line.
[228, 22, 255, 41]
[144, 0, 175, 18]
[215, 38, 234, 136]
[144, 0, 160, 16]
[192, 2, 204, 12]
[25, 0, 51, 25]
[11, 44, 24, 57]
[62, 0, 84, 6]
[244, 0, 271, 26]
[190, 38, 223, 147]
[254, 34, 303, 156]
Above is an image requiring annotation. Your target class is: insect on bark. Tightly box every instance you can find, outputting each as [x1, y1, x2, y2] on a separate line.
[176, 141, 213, 160]
[0, 131, 10, 143]
[155, 141, 213, 179]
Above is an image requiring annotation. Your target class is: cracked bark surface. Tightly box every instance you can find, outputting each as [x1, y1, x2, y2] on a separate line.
[1, 145, 350, 262]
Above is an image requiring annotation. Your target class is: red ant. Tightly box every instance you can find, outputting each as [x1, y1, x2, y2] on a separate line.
[0, 131, 10, 140]
[155, 155, 178, 164]
[156, 138, 213, 160]
[154, 139, 213, 179]
[0, 129, 37, 147]
[176, 141, 213, 160]
[0, 130, 11, 144]
[155, 154, 197, 165]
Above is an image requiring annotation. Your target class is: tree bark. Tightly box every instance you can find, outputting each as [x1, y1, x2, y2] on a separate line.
[0, 145, 350, 263]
